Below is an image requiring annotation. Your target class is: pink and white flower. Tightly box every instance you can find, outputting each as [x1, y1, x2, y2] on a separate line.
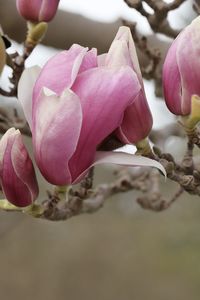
[0, 128, 39, 207]
[18, 27, 164, 185]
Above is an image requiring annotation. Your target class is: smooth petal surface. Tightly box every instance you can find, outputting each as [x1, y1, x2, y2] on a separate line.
[163, 16, 200, 116]
[105, 26, 153, 144]
[16, 0, 60, 22]
[116, 91, 153, 144]
[162, 36, 182, 115]
[110, 26, 142, 80]
[73, 151, 166, 183]
[177, 17, 200, 114]
[33, 45, 97, 104]
[18, 66, 41, 129]
[0, 128, 39, 207]
[33, 88, 82, 185]
[69, 66, 141, 181]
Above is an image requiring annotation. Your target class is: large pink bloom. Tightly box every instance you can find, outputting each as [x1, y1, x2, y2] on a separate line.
[0, 128, 39, 207]
[163, 16, 200, 116]
[18, 27, 164, 185]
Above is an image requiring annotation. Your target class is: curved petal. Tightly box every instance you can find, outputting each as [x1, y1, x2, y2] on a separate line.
[116, 91, 153, 144]
[11, 130, 39, 204]
[69, 66, 141, 181]
[33, 88, 82, 185]
[105, 40, 133, 69]
[39, 0, 60, 22]
[18, 66, 41, 129]
[33, 44, 97, 104]
[73, 151, 166, 184]
[0, 128, 39, 207]
[162, 36, 183, 115]
[111, 26, 142, 81]
[79, 48, 97, 73]
[106, 26, 152, 144]
[97, 53, 107, 66]
[16, 0, 43, 21]
[177, 17, 200, 115]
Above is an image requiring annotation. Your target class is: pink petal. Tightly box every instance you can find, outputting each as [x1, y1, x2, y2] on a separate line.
[163, 36, 183, 115]
[33, 44, 97, 103]
[105, 40, 133, 69]
[11, 131, 39, 203]
[110, 26, 142, 81]
[38, 0, 60, 22]
[97, 53, 107, 66]
[69, 66, 141, 181]
[177, 19, 200, 114]
[79, 48, 98, 73]
[116, 91, 153, 144]
[16, 0, 60, 22]
[33, 88, 82, 185]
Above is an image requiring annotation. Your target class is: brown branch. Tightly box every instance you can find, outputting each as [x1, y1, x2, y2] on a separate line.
[193, 0, 200, 14]
[124, 0, 187, 38]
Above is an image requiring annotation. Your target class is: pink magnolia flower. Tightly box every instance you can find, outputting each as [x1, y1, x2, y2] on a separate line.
[18, 27, 165, 185]
[99, 26, 153, 144]
[163, 16, 200, 116]
[0, 128, 39, 207]
[16, 0, 60, 22]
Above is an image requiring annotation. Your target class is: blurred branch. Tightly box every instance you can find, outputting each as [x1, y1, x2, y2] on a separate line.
[193, 0, 200, 14]
[0, 106, 31, 136]
[124, 0, 187, 38]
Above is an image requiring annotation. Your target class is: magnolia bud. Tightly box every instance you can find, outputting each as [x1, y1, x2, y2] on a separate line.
[163, 16, 200, 117]
[16, 0, 60, 22]
[0, 128, 39, 207]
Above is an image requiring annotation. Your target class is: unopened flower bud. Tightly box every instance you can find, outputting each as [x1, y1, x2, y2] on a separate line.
[16, 0, 60, 22]
[0, 128, 39, 207]
[163, 16, 200, 118]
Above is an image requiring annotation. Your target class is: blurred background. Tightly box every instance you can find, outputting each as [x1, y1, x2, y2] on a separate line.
[1, 1, 200, 299]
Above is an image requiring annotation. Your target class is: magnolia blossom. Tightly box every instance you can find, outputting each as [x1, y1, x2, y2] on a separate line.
[163, 16, 200, 116]
[0, 128, 39, 207]
[18, 27, 164, 185]
[16, 0, 60, 22]
[100, 26, 153, 144]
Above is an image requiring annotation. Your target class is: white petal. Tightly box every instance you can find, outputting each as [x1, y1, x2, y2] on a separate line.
[73, 151, 166, 183]
[94, 151, 166, 176]
[18, 66, 41, 130]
